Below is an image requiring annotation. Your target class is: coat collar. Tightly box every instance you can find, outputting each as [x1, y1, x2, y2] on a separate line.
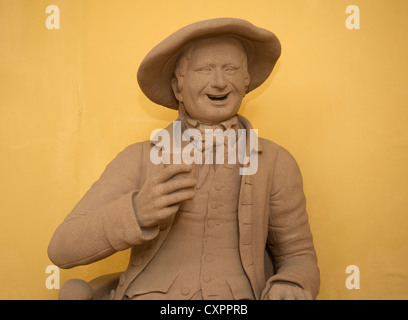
[150, 114, 263, 154]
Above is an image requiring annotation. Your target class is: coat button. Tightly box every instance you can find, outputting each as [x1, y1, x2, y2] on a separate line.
[211, 202, 218, 209]
[203, 275, 211, 283]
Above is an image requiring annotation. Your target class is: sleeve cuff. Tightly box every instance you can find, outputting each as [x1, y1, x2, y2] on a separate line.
[101, 190, 159, 251]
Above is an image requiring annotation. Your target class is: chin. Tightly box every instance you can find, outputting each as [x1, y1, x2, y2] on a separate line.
[208, 112, 237, 124]
[186, 102, 240, 124]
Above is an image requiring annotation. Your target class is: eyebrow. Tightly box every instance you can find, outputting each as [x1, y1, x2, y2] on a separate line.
[223, 63, 240, 68]
[193, 61, 214, 67]
[193, 62, 241, 69]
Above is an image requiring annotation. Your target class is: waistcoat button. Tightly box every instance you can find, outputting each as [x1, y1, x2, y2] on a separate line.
[214, 183, 222, 190]
[205, 254, 213, 262]
[207, 219, 216, 228]
[181, 287, 190, 296]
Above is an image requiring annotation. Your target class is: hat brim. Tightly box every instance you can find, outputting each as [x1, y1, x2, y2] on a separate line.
[137, 18, 281, 110]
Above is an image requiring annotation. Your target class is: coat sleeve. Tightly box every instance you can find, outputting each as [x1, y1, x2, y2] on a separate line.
[48, 142, 160, 269]
[263, 146, 320, 299]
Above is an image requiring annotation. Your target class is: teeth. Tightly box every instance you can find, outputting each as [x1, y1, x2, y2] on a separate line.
[207, 93, 229, 101]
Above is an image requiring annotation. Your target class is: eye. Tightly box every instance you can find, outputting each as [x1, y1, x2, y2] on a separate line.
[224, 65, 239, 74]
[195, 66, 212, 74]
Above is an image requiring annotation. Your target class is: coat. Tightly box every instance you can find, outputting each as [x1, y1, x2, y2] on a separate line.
[48, 115, 320, 299]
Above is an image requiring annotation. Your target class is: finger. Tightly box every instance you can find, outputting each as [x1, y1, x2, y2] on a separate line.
[158, 177, 197, 195]
[157, 204, 181, 220]
[138, 203, 180, 228]
[291, 286, 313, 300]
[293, 288, 306, 300]
[266, 286, 283, 300]
[158, 188, 196, 207]
[154, 164, 193, 184]
[304, 290, 313, 300]
[282, 286, 296, 300]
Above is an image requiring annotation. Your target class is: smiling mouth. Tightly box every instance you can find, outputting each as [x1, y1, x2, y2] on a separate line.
[206, 93, 230, 102]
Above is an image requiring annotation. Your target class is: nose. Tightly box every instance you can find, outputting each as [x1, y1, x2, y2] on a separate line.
[210, 68, 227, 90]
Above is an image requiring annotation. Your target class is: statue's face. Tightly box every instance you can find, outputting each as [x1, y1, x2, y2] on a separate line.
[173, 37, 250, 124]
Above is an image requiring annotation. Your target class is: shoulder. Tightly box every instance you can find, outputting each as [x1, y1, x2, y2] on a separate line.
[259, 138, 297, 164]
[264, 139, 306, 206]
[258, 137, 302, 182]
[103, 140, 152, 175]
[118, 140, 151, 157]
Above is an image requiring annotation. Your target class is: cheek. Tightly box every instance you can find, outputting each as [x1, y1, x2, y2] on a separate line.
[183, 74, 209, 94]
[229, 75, 248, 93]
[179, 84, 195, 103]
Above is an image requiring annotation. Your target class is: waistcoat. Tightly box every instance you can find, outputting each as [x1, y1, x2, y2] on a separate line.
[125, 160, 254, 300]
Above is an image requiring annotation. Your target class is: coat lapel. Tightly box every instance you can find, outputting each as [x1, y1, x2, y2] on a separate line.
[236, 114, 264, 299]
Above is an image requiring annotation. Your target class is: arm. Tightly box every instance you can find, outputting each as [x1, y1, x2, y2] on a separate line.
[48, 142, 197, 269]
[262, 146, 320, 299]
[48, 143, 156, 269]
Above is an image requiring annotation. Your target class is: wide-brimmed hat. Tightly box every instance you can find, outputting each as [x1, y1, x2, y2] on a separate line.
[137, 18, 281, 109]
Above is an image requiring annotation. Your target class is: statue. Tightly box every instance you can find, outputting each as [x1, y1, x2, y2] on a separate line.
[48, 18, 320, 300]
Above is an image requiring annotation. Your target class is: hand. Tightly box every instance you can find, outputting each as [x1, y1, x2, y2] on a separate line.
[134, 163, 196, 228]
[264, 282, 313, 300]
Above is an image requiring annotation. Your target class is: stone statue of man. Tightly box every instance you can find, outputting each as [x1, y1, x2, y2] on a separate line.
[48, 18, 320, 300]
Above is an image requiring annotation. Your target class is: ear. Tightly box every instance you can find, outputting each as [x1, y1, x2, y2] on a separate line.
[244, 74, 251, 95]
[172, 77, 183, 102]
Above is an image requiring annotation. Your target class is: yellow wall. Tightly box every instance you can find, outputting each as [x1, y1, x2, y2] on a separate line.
[1, 0, 407, 299]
